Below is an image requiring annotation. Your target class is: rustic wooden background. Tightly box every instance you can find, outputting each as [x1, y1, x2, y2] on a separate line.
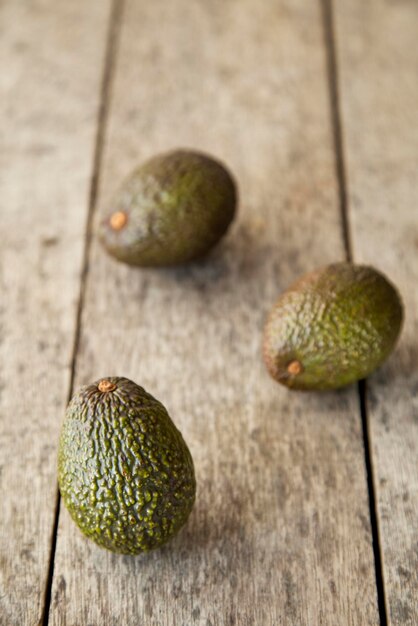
[1, 0, 417, 624]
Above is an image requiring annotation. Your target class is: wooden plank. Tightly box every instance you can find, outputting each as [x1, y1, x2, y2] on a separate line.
[0, 1, 112, 624]
[334, 1, 418, 623]
[49, 0, 380, 624]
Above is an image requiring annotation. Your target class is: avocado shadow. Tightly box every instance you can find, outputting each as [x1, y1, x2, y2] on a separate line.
[115, 490, 248, 573]
[366, 337, 418, 399]
[151, 218, 278, 293]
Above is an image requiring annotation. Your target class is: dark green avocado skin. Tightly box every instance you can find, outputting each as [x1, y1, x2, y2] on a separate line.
[99, 149, 237, 266]
[58, 377, 196, 554]
[263, 263, 404, 391]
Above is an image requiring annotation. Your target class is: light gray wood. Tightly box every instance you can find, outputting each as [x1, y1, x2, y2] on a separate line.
[335, 1, 418, 623]
[49, 0, 379, 624]
[0, 1, 112, 624]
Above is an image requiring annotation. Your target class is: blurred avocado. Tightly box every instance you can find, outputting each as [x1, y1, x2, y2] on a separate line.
[99, 149, 237, 266]
[263, 262, 403, 391]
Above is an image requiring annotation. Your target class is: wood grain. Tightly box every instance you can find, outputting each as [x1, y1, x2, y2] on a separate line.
[335, 1, 418, 623]
[0, 1, 112, 624]
[49, 0, 379, 624]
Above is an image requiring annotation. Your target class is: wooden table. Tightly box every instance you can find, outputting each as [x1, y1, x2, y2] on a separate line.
[1, 1, 417, 624]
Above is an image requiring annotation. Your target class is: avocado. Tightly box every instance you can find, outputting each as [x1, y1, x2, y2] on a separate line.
[99, 149, 237, 266]
[58, 377, 196, 554]
[263, 262, 403, 391]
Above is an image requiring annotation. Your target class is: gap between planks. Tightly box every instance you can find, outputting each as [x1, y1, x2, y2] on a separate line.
[320, 0, 388, 624]
[40, 0, 126, 623]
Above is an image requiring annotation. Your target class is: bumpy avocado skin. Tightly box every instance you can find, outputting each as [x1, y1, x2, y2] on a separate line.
[263, 263, 403, 391]
[58, 377, 196, 554]
[99, 150, 237, 266]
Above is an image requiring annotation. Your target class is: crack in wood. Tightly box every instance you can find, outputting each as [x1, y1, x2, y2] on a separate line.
[40, 1, 126, 623]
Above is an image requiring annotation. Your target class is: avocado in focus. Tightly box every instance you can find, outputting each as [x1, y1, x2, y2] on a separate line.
[58, 377, 196, 554]
[99, 149, 237, 266]
[263, 262, 403, 391]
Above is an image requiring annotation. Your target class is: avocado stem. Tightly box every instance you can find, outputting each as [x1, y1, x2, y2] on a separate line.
[98, 379, 117, 393]
[287, 360, 303, 376]
[110, 211, 128, 231]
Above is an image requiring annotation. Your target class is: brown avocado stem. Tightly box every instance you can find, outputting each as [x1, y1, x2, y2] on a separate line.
[98, 379, 117, 393]
[287, 360, 303, 376]
[110, 211, 128, 231]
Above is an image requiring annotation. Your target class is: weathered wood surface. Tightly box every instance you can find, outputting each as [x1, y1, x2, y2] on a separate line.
[0, 1, 112, 624]
[335, 0, 418, 623]
[49, 0, 379, 624]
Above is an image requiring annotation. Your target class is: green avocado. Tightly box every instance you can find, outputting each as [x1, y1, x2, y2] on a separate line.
[99, 149, 237, 266]
[58, 377, 196, 554]
[263, 263, 403, 391]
